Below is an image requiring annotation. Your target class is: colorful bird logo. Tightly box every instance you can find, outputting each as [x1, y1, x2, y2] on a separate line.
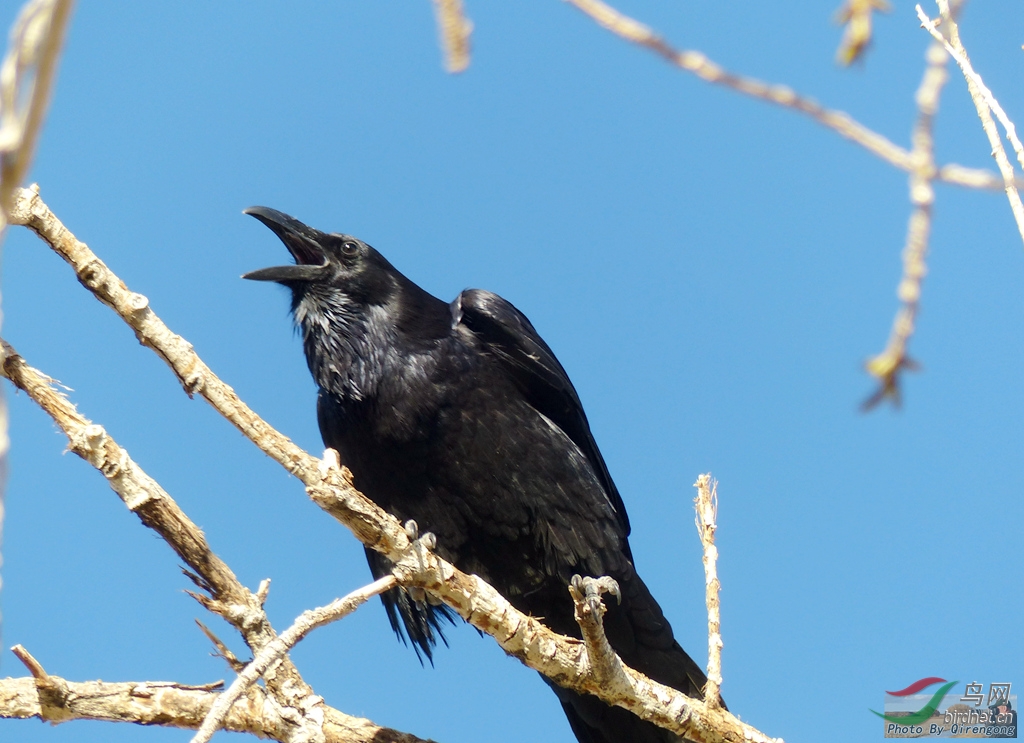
[871, 677, 959, 724]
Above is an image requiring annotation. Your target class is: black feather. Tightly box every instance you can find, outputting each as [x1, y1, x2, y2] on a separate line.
[244, 208, 720, 743]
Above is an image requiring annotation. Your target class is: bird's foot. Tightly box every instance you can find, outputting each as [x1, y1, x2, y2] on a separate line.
[404, 520, 437, 605]
[569, 574, 621, 618]
[404, 519, 437, 550]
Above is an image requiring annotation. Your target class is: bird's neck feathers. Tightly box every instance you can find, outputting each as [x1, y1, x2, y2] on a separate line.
[293, 278, 451, 402]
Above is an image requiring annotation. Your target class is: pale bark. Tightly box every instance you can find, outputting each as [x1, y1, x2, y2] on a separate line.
[694, 475, 722, 710]
[0, 672, 429, 743]
[918, 1, 1024, 243]
[3, 190, 779, 743]
[431, 0, 471, 73]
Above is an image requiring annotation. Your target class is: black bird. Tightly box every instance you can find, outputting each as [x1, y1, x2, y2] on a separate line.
[243, 207, 714, 743]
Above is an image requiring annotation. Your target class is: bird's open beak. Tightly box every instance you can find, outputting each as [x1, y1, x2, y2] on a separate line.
[242, 206, 330, 282]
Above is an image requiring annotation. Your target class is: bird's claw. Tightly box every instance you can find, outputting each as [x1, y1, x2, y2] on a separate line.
[570, 574, 621, 617]
[404, 519, 437, 551]
[404, 520, 438, 605]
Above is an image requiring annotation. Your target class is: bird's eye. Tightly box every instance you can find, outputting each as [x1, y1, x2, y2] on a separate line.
[341, 241, 359, 257]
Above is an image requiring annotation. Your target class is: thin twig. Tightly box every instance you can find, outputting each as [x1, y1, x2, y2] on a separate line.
[693, 474, 722, 709]
[917, 2, 1024, 245]
[862, 13, 950, 409]
[195, 621, 245, 673]
[563, 0, 1006, 192]
[431, 0, 472, 73]
[192, 575, 398, 743]
[937, 163, 1024, 191]
[10, 644, 47, 679]
[256, 578, 271, 605]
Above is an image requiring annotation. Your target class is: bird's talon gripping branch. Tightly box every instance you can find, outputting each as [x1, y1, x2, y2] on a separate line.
[567, 575, 634, 698]
[570, 574, 621, 618]
[404, 519, 437, 553]
[402, 519, 439, 603]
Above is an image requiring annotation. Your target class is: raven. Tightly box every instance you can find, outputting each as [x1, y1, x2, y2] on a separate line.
[243, 207, 714, 743]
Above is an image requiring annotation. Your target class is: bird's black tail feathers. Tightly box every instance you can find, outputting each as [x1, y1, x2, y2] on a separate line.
[364, 547, 456, 664]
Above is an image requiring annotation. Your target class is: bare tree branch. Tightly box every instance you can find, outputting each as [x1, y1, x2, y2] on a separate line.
[0, 336, 321, 731]
[937, 163, 1024, 191]
[562, 0, 1014, 192]
[0, 0, 73, 641]
[917, 2, 1024, 244]
[693, 474, 722, 710]
[5, 2, 1016, 741]
[0, 668, 429, 743]
[0, 0, 73, 220]
[431, 0, 471, 73]
[6, 188, 777, 743]
[192, 575, 398, 743]
[863, 8, 950, 408]
[9, 184, 317, 478]
[293, 449, 782, 742]
[0, 338, 431, 741]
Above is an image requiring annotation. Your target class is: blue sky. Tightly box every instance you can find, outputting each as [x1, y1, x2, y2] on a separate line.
[2, 3, 1022, 743]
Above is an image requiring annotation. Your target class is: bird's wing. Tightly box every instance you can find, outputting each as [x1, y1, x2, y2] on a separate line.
[454, 288, 630, 537]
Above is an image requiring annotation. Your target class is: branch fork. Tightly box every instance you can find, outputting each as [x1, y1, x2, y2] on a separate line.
[2, 188, 778, 743]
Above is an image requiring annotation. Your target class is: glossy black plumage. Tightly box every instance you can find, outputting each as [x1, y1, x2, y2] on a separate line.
[243, 207, 715, 743]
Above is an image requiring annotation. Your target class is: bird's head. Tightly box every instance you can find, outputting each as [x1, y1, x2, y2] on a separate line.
[242, 206, 452, 396]
[242, 206, 399, 311]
